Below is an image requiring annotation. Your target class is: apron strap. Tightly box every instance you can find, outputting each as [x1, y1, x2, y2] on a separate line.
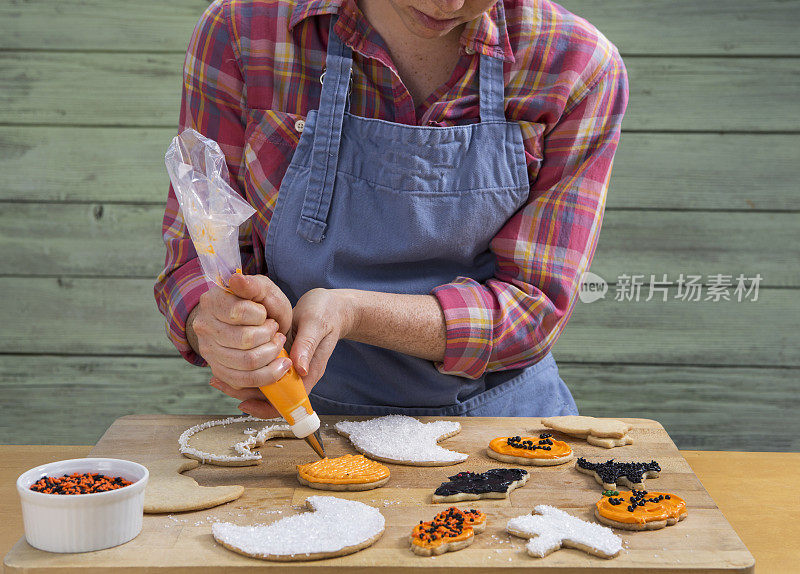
[297, 16, 353, 243]
[479, 53, 506, 123]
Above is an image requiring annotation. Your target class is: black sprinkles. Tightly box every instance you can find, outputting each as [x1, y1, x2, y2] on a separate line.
[577, 458, 661, 485]
[434, 468, 528, 497]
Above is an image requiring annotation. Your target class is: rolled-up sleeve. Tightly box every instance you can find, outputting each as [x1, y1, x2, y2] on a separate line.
[154, 0, 250, 366]
[432, 54, 628, 378]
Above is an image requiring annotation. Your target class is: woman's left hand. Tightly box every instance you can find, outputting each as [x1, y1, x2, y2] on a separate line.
[215, 288, 358, 418]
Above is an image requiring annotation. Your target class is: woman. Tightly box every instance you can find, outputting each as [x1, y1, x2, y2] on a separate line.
[155, 0, 628, 418]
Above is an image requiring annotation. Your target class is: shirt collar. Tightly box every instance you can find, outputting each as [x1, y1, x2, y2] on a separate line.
[289, 0, 514, 63]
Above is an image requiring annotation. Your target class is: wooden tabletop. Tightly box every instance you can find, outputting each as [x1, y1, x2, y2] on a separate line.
[2, 445, 798, 572]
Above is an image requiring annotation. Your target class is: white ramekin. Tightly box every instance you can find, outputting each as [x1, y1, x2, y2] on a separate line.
[16, 458, 149, 553]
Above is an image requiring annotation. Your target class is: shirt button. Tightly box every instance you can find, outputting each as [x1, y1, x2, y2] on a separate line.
[294, 119, 305, 132]
[464, 47, 476, 55]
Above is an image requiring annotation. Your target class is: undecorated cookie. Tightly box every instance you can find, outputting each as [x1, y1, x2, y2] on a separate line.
[179, 416, 294, 466]
[211, 496, 385, 561]
[595, 490, 687, 531]
[144, 457, 243, 513]
[507, 505, 622, 559]
[541, 415, 631, 438]
[297, 454, 390, 491]
[335, 415, 467, 466]
[587, 434, 634, 448]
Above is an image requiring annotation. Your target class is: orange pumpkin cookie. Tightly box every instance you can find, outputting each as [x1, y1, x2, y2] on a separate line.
[410, 507, 486, 556]
[487, 434, 574, 466]
[297, 454, 390, 491]
[595, 490, 687, 531]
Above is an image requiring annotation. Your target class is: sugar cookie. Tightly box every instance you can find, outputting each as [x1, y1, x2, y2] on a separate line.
[507, 505, 622, 559]
[410, 507, 486, 556]
[211, 496, 385, 561]
[587, 434, 635, 448]
[144, 457, 243, 513]
[595, 490, 687, 531]
[179, 416, 294, 466]
[576, 458, 661, 490]
[486, 433, 574, 466]
[297, 454, 390, 491]
[335, 415, 468, 466]
[431, 468, 528, 503]
[541, 415, 631, 438]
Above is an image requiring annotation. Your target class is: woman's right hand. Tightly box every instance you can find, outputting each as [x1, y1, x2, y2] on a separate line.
[186, 273, 294, 396]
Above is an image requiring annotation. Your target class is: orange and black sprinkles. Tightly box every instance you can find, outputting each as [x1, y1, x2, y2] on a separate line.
[29, 472, 133, 495]
[412, 507, 485, 546]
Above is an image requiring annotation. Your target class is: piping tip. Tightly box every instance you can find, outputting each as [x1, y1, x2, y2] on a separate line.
[304, 429, 326, 459]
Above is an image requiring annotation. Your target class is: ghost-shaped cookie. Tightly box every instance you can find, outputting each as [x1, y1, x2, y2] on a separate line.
[335, 415, 468, 466]
[507, 505, 623, 559]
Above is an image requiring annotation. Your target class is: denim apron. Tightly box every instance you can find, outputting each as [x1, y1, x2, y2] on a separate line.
[263, 17, 577, 417]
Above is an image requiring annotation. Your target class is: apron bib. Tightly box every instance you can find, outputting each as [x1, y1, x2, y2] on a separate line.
[261, 17, 577, 417]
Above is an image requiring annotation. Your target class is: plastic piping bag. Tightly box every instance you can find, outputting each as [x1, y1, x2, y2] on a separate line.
[165, 128, 256, 290]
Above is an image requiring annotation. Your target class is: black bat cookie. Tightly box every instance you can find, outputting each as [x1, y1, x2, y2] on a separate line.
[576, 458, 661, 490]
[431, 468, 529, 502]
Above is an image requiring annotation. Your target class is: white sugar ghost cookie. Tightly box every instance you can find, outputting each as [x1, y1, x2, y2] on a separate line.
[144, 457, 243, 513]
[212, 496, 385, 561]
[179, 416, 294, 466]
[506, 505, 623, 559]
[335, 415, 468, 466]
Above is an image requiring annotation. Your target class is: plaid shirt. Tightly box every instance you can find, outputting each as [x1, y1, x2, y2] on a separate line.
[155, 0, 628, 378]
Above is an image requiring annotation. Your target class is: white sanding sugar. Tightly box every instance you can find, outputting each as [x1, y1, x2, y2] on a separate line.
[506, 505, 622, 558]
[178, 415, 290, 463]
[211, 496, 385, 558]
[335, 415, 467, 464]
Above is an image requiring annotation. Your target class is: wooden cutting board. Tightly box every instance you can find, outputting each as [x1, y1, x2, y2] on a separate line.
[4, 415, 755, 573]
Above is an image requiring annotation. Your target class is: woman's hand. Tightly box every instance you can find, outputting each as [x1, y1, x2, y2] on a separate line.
[226, 288, 359, 418]
[187, 273, 295, 417]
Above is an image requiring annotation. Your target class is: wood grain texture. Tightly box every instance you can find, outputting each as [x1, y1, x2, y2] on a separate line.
[1, 356, 797, 452]
[3, 128, 798, 210]
[0, 126, 174, 203]
[2, 202, 796, 285]
[2, 0, 799, 55]
[1, 416, 756, 573]
[0, 278, 794, 366]
[4, 448, 795, 573]
[3, 53, 799, 131]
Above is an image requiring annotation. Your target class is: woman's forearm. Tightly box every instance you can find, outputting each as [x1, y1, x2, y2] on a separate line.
[337, 289, 447, 362]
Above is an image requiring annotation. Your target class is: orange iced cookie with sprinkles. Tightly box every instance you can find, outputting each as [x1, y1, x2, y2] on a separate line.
[297, 454, 390, 491]
[595, 490, 687, 531]
[410, 507, 486, 556]
[487, 433, 574, 466]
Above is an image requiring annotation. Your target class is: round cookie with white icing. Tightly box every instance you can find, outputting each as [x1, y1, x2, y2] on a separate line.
[335, 415, 468, 466]
[212, 496, 385, 561]
[179, 416, 294, 466]
[507, 505, 623, 559]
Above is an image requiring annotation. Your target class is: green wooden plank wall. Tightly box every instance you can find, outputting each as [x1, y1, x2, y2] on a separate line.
[1, 1, 798, 450]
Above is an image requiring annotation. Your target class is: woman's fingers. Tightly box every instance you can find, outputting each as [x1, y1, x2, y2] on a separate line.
[237, 398, 280, 419]
[209, 377, 265, 402]
[193, 313, 279, 351]
[303, 332, 339, 389]
[207, 332, 286, 371]
[210, 352, 292, 389]
[209, 378, 281, 419]
[228, 273, 293, 336]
